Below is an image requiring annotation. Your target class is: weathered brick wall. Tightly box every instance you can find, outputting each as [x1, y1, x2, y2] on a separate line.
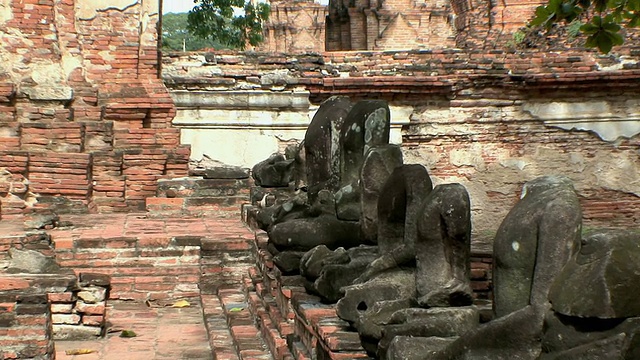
[326, 0, 456, 51]
[163, 48, 640, 246]
[0, 0, 189, 219]
[0, 289, 55, 360]
[259, 0, 327, 53]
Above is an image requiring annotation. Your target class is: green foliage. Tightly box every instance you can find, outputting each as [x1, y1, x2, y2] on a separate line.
[162, 12, 224, 51]
[567, 19, 584, 37]
[513, 30, 527, 44]
[530, 0, 640, 53]
[187, 0, 270, 50]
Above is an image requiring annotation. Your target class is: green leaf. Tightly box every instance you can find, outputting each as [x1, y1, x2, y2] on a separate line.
[578, 0, 591, 8]
[530, 6, 554, 26]
[120, 330, 137, 338]
[593, 0, 608, 12]
[228, 307, 245, 312]
[187, 0, 270, 50]
[580, 22, 600, 33]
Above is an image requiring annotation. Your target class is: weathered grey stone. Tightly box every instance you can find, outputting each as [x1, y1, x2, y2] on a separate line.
[53, 324, 102, 340]
[260, 69, 297, 86]
[77, 287, 107, 304]
[22, 86, 73, 101]
[304, 245, 379, 303]
[7, 248, 60, 274]
[386, 336, 456, 360]
[540, 311, 640, 359]
[79, 273, 110, 287]
[549, 229, 640, 319]
[427, 176, 583, 360]
[256, 192, 309, 231]
[493, 175, 582, 318]
[415, 183, 473, 307]
[305, 96, 352, 206]
[190, 155, 249, 179]
[336, 268, 415, 324]
[252, 153, 294, 187]
[360, 145, 403, 243]
[540, 332, 630, 360]
[269, 214, 361, 252]
[336, 100, 390, 221]
[201, 166, 249, 179]
[356, 298, 416, 340]
[300, 245, 349, 279]
[430, 305, 546, 360]
[353, 164, 432, 284]
[290, 141, 307, 191]
[378, 307, 479, 358]
[272, 250, 306, 275]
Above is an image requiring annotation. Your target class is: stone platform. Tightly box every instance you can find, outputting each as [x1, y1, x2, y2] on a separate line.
[1, 209, 494, 360]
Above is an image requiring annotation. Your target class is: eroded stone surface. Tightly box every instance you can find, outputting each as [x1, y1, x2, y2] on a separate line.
[493, 175, 582, 318]
[549, 229, 640, 319]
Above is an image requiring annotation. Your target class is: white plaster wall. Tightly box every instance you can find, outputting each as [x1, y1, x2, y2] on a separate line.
[171, 90, 409, 167]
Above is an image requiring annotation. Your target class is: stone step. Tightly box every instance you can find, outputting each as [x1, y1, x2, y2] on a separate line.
[218, 286, 273, 360]
[146, 196, 247, 214]
[202, 294, 241, 360]
[288, 337, 312, 360]
[248, 291, 293, 360]
[157, 177, 251, 198]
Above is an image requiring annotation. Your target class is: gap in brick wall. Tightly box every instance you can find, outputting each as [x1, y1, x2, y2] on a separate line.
[142, 111, 152, 129]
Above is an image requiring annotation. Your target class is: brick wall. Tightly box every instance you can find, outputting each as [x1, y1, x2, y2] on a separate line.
[0, 0, 189, 219]
[259, 0, 327, 53]
[163, 48, 640, 244]
[323, 0, 548, 51]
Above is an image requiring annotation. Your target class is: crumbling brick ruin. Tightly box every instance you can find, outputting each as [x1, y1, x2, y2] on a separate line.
[0, 0, 639, 358]
[0, 0, 189, 219]
[259, 0, 551, 51]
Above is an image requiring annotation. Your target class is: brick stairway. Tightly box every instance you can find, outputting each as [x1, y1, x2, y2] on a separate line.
[198, 219, 274, 360]
[2, 208, 494, 360]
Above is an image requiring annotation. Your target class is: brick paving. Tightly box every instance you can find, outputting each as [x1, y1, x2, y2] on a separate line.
[1, 211, 273, 360]
[55, 300, 213, 360]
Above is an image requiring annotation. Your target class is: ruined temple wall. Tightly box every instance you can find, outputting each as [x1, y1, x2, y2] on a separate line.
[321, 0, 548, 52]
[259, 0, 327, 53]
[163, 49, 640, 246]
[403, 94, 640, 248]
[0, 0, 189, 218]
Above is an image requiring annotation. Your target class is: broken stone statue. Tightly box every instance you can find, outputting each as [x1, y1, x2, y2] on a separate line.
[301, 164, 425, 303]
[349, 182, 477, 358]
[387, 175, 582, 360]
[266, 98, 400, 260]
[252, 97, 358, 273]
[298, 108, 406, 301]
[540, 228, 640, 359]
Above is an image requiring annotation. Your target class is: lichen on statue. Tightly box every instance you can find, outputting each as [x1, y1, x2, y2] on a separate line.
[393, 175, 583, 360]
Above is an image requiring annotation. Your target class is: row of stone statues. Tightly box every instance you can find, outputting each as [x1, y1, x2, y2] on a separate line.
[250, 96, 640, 359]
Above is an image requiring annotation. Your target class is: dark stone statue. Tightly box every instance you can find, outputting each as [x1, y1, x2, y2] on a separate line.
[539, 229, 640, 360]
[422, 175, 583, 360]
[360, 144, 403, 243]
[335, 100, 391, 221]
[415, 183, 473, 307]
[492, 175, 582, 318]
[355, 164, 432, 284]
[263, 99, 398, 260]
[375, 183, 476, 359]
[252, 153, 294, 187]
[303, 165, 430, 303]
[305, 96, 352, 207]
[337, 180, 477, 358]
